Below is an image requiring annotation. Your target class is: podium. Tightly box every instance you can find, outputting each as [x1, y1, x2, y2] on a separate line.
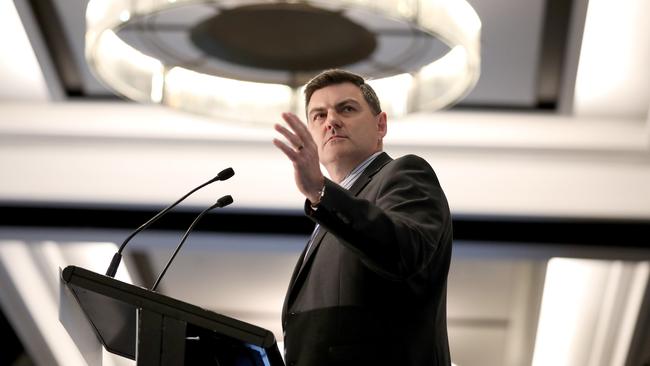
[61, 265, 285, 366]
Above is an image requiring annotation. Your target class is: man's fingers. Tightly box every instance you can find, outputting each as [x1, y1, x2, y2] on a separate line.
[273, 112, 325, 202]
[273, 139, 298, 161]
[282, 113, 313, 147]
[274, 123, 303, 149]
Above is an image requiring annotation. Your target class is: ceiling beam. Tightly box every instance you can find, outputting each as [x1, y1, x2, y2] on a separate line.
[555, 0, 589, 115]
[18, 0, 82, 97]
[535, 0, 576, 110]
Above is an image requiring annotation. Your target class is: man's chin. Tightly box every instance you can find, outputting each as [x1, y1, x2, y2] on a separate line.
[320, 150, 346, 165]
[322, 144, 346, 156]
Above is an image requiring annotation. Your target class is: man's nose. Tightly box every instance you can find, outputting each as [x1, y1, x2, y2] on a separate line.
[325, 110, 342, 129]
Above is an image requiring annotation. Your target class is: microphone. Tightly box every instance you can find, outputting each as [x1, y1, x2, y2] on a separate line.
[150, 195, 233, 291]
[104, 168, 234, 277]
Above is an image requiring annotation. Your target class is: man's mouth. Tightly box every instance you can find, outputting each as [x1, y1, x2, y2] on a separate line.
[326, 135, 346, 145]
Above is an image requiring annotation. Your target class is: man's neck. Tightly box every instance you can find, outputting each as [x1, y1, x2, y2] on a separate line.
[327, 164, 355, 184]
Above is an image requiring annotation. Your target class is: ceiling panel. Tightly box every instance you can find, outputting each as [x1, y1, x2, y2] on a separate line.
[461, 0, 546, 107]
[0, 0, 52, 101]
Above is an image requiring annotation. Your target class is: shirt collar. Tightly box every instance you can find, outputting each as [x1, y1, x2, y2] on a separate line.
[339, 151, 383, 190]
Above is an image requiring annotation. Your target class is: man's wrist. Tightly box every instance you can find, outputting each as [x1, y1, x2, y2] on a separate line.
[310, 182, 326, 209]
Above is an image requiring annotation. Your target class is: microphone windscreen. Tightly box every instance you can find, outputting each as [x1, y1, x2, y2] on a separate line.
[217, 168, 235, 181]
[216, 195, 234, 207]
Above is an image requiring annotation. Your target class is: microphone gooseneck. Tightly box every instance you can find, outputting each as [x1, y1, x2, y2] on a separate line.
[151, 195, 233, 291]
[104, 168, 234, 277]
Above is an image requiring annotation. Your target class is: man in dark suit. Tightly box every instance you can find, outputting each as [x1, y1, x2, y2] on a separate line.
[273, 69, 453, 366]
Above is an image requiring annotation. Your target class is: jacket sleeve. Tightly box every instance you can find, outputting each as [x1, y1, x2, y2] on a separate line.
[305, 155, 451, 280]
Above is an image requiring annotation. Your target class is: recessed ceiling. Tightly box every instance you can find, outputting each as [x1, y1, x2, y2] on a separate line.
[15, 0, 574, 109]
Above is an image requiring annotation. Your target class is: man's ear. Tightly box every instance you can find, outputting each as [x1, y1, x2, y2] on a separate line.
[377, 112, 388, 138]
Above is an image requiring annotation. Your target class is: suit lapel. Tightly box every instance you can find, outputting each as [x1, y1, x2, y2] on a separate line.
[282, 240, 309, 324]
[283, 152, 393, 315]
[282, 226, 327, 321]
[348, 152, 392, 196]
[297, 226, 327, 275]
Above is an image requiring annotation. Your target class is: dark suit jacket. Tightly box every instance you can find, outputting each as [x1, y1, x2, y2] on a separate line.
[282, 152, 453, 366]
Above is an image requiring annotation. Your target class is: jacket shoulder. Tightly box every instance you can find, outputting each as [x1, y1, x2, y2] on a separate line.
[384, 154, 434, 173]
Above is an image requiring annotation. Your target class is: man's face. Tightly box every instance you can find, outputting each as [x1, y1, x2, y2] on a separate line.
[306, 82, 387, 170]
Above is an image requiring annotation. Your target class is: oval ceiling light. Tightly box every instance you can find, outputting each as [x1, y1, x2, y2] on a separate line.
[85, 0, 481, 124]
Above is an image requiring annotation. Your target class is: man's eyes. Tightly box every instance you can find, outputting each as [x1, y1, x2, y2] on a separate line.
[311, 105, 357, 121]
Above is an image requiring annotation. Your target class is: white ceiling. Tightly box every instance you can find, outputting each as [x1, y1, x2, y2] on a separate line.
[4, 0, 648, 116]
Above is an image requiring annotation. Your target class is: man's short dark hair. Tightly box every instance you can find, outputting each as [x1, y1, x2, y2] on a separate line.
[304, 69, 382, 116]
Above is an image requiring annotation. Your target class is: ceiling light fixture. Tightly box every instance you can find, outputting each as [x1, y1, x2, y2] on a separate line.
[85, 0, 481, 124]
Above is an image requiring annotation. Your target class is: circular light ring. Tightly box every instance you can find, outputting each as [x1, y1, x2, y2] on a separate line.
[86, 0, 481, 123]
